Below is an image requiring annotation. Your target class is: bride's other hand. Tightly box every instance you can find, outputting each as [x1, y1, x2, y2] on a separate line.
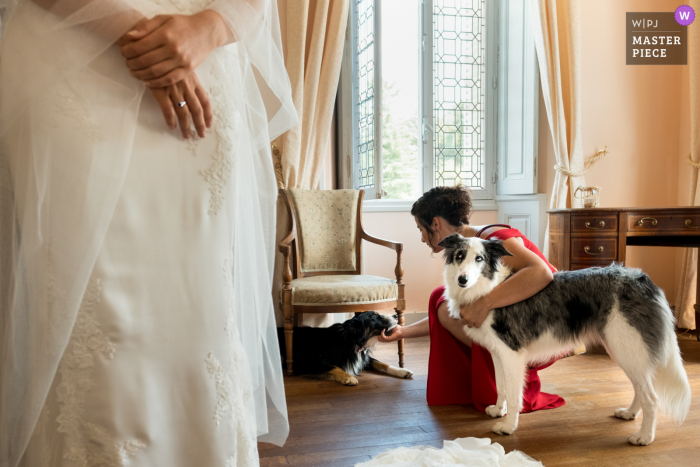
[121, 11, 232, 88]
[149, 72, 213, 139]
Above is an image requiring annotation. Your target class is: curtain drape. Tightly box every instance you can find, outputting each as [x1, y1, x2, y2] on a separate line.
[529, 0, 586, 258]
[675, 0, 700, 330]
[273, 0, 349, 327]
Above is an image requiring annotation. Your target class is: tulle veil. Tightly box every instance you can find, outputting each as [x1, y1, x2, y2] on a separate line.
[0, 1, 297, 466]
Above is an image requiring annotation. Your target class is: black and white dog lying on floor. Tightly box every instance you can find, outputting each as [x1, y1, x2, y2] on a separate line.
[439, 234, 691, 446]
[280, 311, 413, 386]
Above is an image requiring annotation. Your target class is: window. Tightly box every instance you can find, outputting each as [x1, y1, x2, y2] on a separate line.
[340, 0, 498, 207]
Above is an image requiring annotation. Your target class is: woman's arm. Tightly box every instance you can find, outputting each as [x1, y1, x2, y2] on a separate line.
[458, 237, 554, 328]
[378, 317, 430, 342]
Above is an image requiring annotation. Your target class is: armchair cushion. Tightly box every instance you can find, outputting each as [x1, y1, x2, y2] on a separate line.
[288, 189, 359, 273]
[291, 275, 398, 306]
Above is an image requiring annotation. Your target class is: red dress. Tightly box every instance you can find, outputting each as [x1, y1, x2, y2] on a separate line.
[426, 225, 565, 412]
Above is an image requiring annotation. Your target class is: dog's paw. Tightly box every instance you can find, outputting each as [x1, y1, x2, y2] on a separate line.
[628, 430, 654, 446]
[486, 405, 506, 418]
[491, 421, 516, 435]
[387, 366, 414, 379]
[614, 407, 637, 420]
[343, 376, 359, 386]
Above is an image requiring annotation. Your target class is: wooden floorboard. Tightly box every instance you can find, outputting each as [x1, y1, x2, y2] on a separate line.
[259, 334, 700, 466]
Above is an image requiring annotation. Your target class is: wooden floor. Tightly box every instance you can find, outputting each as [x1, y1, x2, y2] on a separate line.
[259, 334, 700, 467]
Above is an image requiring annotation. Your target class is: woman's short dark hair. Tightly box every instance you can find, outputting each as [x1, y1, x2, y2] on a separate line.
[411, 185, 473, 235]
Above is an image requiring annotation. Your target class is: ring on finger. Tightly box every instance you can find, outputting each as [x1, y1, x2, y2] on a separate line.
[177, 101, 187, 108]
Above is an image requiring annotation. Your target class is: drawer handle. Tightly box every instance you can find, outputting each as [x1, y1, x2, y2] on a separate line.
[637, 217, 658, 227]
[584, 246, 604, 255]
[585, 221, 606, 229]
[685, 219, 700, 229]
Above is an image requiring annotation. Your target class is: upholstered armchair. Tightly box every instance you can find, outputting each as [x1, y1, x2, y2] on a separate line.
[279, 189, 406, 374]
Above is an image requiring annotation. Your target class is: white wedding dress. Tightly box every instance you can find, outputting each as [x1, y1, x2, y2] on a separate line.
[0, 1, 297, 467]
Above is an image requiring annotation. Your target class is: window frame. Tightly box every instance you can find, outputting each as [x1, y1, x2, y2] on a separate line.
[338, 0, 501, 212]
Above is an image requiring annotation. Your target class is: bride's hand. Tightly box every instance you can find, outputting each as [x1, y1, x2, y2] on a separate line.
[121, 10, 231, 88]
[149, 72, 213, 139]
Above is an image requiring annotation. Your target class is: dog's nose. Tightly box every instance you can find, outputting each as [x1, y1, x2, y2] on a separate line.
[458, 275, 468, 286]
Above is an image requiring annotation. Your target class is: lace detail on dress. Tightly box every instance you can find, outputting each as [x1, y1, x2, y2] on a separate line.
[55, 276, 145, 467]
[53, 88, 103, 142]
[199, 58, 240, 215]
[205, 353, 234, 425]
[204, 259, 258, 464]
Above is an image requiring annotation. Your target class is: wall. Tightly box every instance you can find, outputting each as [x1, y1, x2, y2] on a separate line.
[362, 0, 690, 312]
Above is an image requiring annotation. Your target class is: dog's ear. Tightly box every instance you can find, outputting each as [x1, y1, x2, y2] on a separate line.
[484, 239, 513, 258]
[437, 233, 464, 251]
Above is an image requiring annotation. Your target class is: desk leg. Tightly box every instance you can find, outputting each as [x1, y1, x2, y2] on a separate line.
[696, 249, 700, 341]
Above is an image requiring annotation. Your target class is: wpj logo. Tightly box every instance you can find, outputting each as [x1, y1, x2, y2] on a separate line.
[675, 5, 695, 26]
[626, 11, 688, 65]
[631, 18, 660, 28]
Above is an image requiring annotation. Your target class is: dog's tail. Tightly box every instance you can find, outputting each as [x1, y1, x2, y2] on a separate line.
[653, 300, 691, 425]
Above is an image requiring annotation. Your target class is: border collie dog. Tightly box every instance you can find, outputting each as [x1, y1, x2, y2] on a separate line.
[282, 311, 413, 386]
[439, 234, 691, 445]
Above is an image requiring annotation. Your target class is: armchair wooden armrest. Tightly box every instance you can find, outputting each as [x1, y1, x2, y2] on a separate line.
[278, 231, 295, 255]
[360, 231, 404, 285]
[361, 231, 403, 252]
[278, 232, 295, 289]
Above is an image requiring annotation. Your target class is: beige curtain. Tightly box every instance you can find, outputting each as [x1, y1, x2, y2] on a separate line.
[675, 0, 700, 329]
[273, 0, 350, 327]
[529, 0, 586, 258]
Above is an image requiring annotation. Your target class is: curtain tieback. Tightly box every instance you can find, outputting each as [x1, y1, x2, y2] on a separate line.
[687, 153, 700, 169]
[272, 140, 285, 189]
[554, 146, 609, 177]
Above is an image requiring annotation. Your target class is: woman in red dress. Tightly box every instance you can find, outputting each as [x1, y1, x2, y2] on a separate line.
[379, 186, 565, 413]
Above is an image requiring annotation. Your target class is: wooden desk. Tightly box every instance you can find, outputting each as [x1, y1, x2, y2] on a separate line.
[548, 207, 700, 338]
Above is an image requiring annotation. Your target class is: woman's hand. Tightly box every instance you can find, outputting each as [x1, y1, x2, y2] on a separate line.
[149, 72, 213, 139]
[379, 326, 404, 343]
[121, 10, 232, 87]
[459, 295, 492, 328]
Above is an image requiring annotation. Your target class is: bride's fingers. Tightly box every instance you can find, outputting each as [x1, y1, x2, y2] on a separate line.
[124, 15, 170, 43]
[182, 83, 206, 138]
[169, 87, 191, 139]
[130, 59, 181, 81]
[151, 88, 177, 130]
[125, 46, 171, 72]
[145, 68, 187, 88]
[193, 79, 212, 129]
[121, 18, 171, 59]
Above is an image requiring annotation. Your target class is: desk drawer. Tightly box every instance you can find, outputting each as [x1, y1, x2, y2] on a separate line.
[628, 212, 700, 232]
[571, 238, 617, 261]
[571, 215, 618, 233]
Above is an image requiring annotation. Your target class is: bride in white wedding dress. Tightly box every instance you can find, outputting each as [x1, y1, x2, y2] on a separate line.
[0, 1, 296, 467]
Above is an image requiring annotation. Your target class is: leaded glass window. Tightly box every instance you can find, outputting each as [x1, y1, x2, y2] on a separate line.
[433, 0, 485, 189]
[349, 0, 494, 200]
[356, 0, 375, 189]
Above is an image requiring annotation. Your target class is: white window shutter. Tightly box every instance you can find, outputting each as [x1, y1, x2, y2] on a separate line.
[496, 0, 539, 195]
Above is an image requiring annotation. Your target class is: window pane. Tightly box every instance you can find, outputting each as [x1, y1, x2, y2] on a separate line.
[357, 0, 375, 189]
[434, 0, 485, 189]
[380, 0, 421, 200]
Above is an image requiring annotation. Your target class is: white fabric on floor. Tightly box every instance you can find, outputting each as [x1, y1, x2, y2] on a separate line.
[355, 437, 544, 467]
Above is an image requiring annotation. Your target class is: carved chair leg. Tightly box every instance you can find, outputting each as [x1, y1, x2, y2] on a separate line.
[397, 309, 405, 368]
[284, 320, 293, 374]
[284, 313, 294, 374]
